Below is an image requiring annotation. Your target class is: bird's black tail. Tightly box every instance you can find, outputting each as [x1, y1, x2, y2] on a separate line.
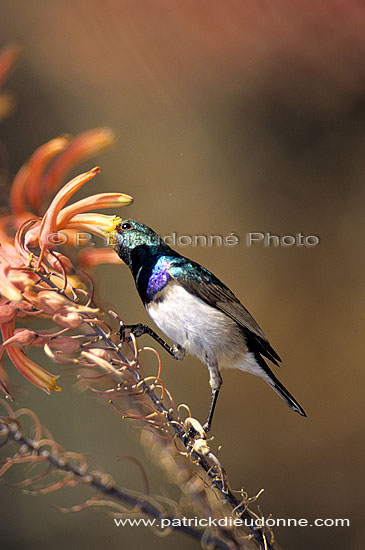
[267, 371, 306, 417]
[256, 354, 307, 417]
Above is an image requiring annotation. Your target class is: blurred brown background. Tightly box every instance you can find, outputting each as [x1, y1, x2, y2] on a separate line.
[0, 1, 364, 549]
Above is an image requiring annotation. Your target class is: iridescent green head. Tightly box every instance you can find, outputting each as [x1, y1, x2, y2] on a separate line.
[109, 219, 167, 268]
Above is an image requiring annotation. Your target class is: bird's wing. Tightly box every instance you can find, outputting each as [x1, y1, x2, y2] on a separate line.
[169, 261, 281, 366]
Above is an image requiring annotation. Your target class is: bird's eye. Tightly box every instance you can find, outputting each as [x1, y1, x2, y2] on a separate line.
[121, 222, 132, 230]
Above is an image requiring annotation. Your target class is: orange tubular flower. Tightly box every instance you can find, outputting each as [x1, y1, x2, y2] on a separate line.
[0, 45, 19, 87]
[78, 249, 124, 269]
[0, 153, 131, 395]
[0, 320, 60, 393]
[43, 128, 115, 195]
[10, 136, 70, 217]
[0, 45, 20, 121]
[0, 46, 133, 396]
[38, 166, 102, 252]
[57, 193, 133, 228]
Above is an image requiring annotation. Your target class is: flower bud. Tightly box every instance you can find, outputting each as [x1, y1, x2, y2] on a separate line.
[37, 291, 69, 314]
[87, 348, 110, 360]
[0, 304, 16, 323]
[1, 329, 40, 348]
[53, 311, 83, 328]
[48, 336, 80, 353]
[45, 251, 75, 274]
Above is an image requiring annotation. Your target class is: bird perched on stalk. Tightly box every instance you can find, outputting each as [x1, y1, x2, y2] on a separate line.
[109, 219, 306, 431]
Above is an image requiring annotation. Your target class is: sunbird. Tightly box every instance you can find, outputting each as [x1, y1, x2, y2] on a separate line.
[110, 220, 306, 431]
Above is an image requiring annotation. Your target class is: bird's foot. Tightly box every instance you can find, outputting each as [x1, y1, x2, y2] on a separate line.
[188, 423, 211, 437]
[184, 417, 207, 439]
[126, 323, 145, 338]
[171, 344, 185, 361]
[187, 425, 198, 438]
[202, 422, 211, 434]
[130, 324, 146, 338]
[119, 323, 147, 342]
[119, 323, 185, 361]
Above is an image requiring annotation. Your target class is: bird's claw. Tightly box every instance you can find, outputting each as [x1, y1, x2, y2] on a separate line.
[187, 425, 199, 438]
[119, 323, 145, 342]
[119, 326, 129, 343]
[129, 323, 145, 338]
[202, 422, 211, 434]
[184, 417, 209, 439]
[172, 345, 185, 361]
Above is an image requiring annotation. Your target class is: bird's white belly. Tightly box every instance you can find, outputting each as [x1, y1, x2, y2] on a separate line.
[146, 284, 245, 365]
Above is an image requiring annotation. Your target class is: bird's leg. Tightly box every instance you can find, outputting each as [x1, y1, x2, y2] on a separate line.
[203, 360, 222, 433]
[120, 323, 185, 360]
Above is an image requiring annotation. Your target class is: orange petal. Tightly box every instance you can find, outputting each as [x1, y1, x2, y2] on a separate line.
[52, 311, 82, 329]
[0, 304, 16, 323]
[0, 92, 16, 121]
[0, 44, 20, 87]
[8, 164, 28, 217]
[81, 350, 117, 375]
[78, 248, 124, 269]
[0, 45, 20, 123]
[1, 328, 40, 348]
[0, 241, 24, 267]
[0, 320, 60, 393]
[43, 128, 115, 195]
[0, 217, 11, 243]
[37, 290, 70, 314]
[0, 264, 22, 302]
[6, 346, 60, 393]
[10, 137, 70, 216]
[44, 250, 75, 274]
[64, 213, 121, 239]
[48, 336, 80, 353]
[57, 193, 133, 228]
[0, 362, 13, 397]
[38, 167, 100, 251]
[23, 220, 42, 249]
[27, 136, 71, 212]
